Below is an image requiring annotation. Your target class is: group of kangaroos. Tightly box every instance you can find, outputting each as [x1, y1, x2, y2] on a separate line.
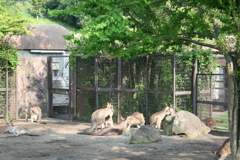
[1, 102, 230, 159]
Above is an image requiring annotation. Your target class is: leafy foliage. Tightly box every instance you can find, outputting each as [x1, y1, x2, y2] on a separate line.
[52, 0, 239, 60]
[0, 1, 31, 36]
[0, 1, 32, 72]
[0, 37, 19, 72]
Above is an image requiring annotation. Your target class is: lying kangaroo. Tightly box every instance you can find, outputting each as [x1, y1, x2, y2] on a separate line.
[84, 102, 114, 133]
[213, 138, 231, 160]
[94, 120, 128, 136]
[125, 112, 145, 130]
[79, 120, 127, 136]
[22, 106, 44, 123]
[1, 120, 39, 136]
[202, 117, 216, 129]
[150, 104, 171, 129]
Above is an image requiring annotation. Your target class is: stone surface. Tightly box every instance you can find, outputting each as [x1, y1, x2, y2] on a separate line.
[163, 115, 175, 135]
[129, 125, 162, 144]
[172, 111, 211, 138]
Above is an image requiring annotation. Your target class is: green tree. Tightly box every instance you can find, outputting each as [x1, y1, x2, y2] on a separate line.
[58, 1, 240, 158]
[24, 0, 49, 19]
[0, 0, 31, 70]
[0, 0, 31, 36]
[47, 0, 90, 29]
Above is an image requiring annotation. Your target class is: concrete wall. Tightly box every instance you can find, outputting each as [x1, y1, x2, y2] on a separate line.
[16, 57, 49, 118]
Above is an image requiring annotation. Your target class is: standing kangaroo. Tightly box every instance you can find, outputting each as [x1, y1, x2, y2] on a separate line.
[169, 105, 178, 116]
[125, 112, 145, 130]
[22, 106, 42, 123]
[84, 102, 114, 133]
[1, 120, 39, 136]
[150, 104, 171, 129]
[213, 138, 231, 160]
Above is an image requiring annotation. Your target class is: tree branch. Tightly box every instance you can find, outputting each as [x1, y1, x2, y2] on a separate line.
[144, 0, 166, 7]
[131, 10, 158, 35]
[163, 36, 221, 50]
[178, 32, 214, 38]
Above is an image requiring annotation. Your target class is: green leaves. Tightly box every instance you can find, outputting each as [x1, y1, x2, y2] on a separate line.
[57, 0, 240, 59]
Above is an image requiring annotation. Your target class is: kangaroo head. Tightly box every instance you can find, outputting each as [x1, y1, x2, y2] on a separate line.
[22, 106, 28, 113]
[212, 149, 226, 160]
[120, 116, 126, 121]
[168, 105, 175, 114]
[5, 120, 14, 126]
[106, 102, 114, 112]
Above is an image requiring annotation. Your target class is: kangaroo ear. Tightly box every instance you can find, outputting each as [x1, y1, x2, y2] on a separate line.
[120, 116, 125, 121]
[212, 150, 216, 154]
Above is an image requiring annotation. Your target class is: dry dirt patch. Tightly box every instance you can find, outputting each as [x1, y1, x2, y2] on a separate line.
[0, 118, 231, 160]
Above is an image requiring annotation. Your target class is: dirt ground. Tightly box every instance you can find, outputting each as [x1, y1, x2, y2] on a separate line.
[0, 118, 231, 160]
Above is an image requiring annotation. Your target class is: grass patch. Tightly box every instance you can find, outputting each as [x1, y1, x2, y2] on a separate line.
[213, 112, 229, 132]
[24, 13, 78, 33]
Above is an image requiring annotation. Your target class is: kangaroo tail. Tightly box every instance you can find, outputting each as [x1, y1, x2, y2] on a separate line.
[85, 122, 97, 133]
[39, 121, 46, 124]
[28, 134, 39, 136]
[38, 109, 42, 123]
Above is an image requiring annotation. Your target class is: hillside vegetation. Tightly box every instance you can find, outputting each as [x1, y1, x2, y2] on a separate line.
[25, 14, 78, 34]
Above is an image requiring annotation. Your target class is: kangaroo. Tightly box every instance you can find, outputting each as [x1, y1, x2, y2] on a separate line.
[213, 138, 231, 160]
[99, 115, 113, 129]
[84, 102, 114, 133]
[78, 120, 127, 136]
[202, 117, 216, 129]
[125, 112, 145, 130]
[169, 105, 178, 116]
[150, 104, 171, 129]
[1, 120, 39, 136]
[94, 120, 128, 136]
[22, 106, 44, 123]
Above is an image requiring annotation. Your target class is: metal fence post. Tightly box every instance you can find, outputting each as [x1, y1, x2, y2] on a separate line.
[146, 55, 149, 124]
[95, 56, 99, 110]
[193, 59, 198, 115]
[118, 57, 121, 123]
[173, 55, 176, 107]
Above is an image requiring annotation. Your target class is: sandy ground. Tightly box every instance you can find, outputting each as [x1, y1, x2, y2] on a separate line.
[0, 118, 231, 160]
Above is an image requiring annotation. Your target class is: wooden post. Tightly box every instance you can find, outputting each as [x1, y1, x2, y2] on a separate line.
[15, 69, 18, 120]
[47, 57, 53, 117]
[210, 76, 213, 117]
[69, 56, 75, 121]
[6, 60, 9, 121]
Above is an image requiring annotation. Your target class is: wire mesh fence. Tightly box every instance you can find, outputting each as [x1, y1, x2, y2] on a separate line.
[0, 70, 16, 122]
[75, 55, 210, 123]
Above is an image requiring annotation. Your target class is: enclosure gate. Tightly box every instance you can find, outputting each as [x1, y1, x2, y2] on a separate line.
[47, 56, 72, 119]
[195, 68, 228, 119]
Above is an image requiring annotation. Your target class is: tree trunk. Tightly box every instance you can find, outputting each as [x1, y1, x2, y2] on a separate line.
[224, 54, 240, 160]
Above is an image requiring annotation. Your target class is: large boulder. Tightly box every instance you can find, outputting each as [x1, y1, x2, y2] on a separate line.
[129, 125, 162, 144]
[163, 115, 175, 135]
[172, 111, 211, 138]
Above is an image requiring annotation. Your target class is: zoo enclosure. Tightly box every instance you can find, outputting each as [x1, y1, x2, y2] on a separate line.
[73, 54, 227, 123]
[0, 54, 227, 123]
